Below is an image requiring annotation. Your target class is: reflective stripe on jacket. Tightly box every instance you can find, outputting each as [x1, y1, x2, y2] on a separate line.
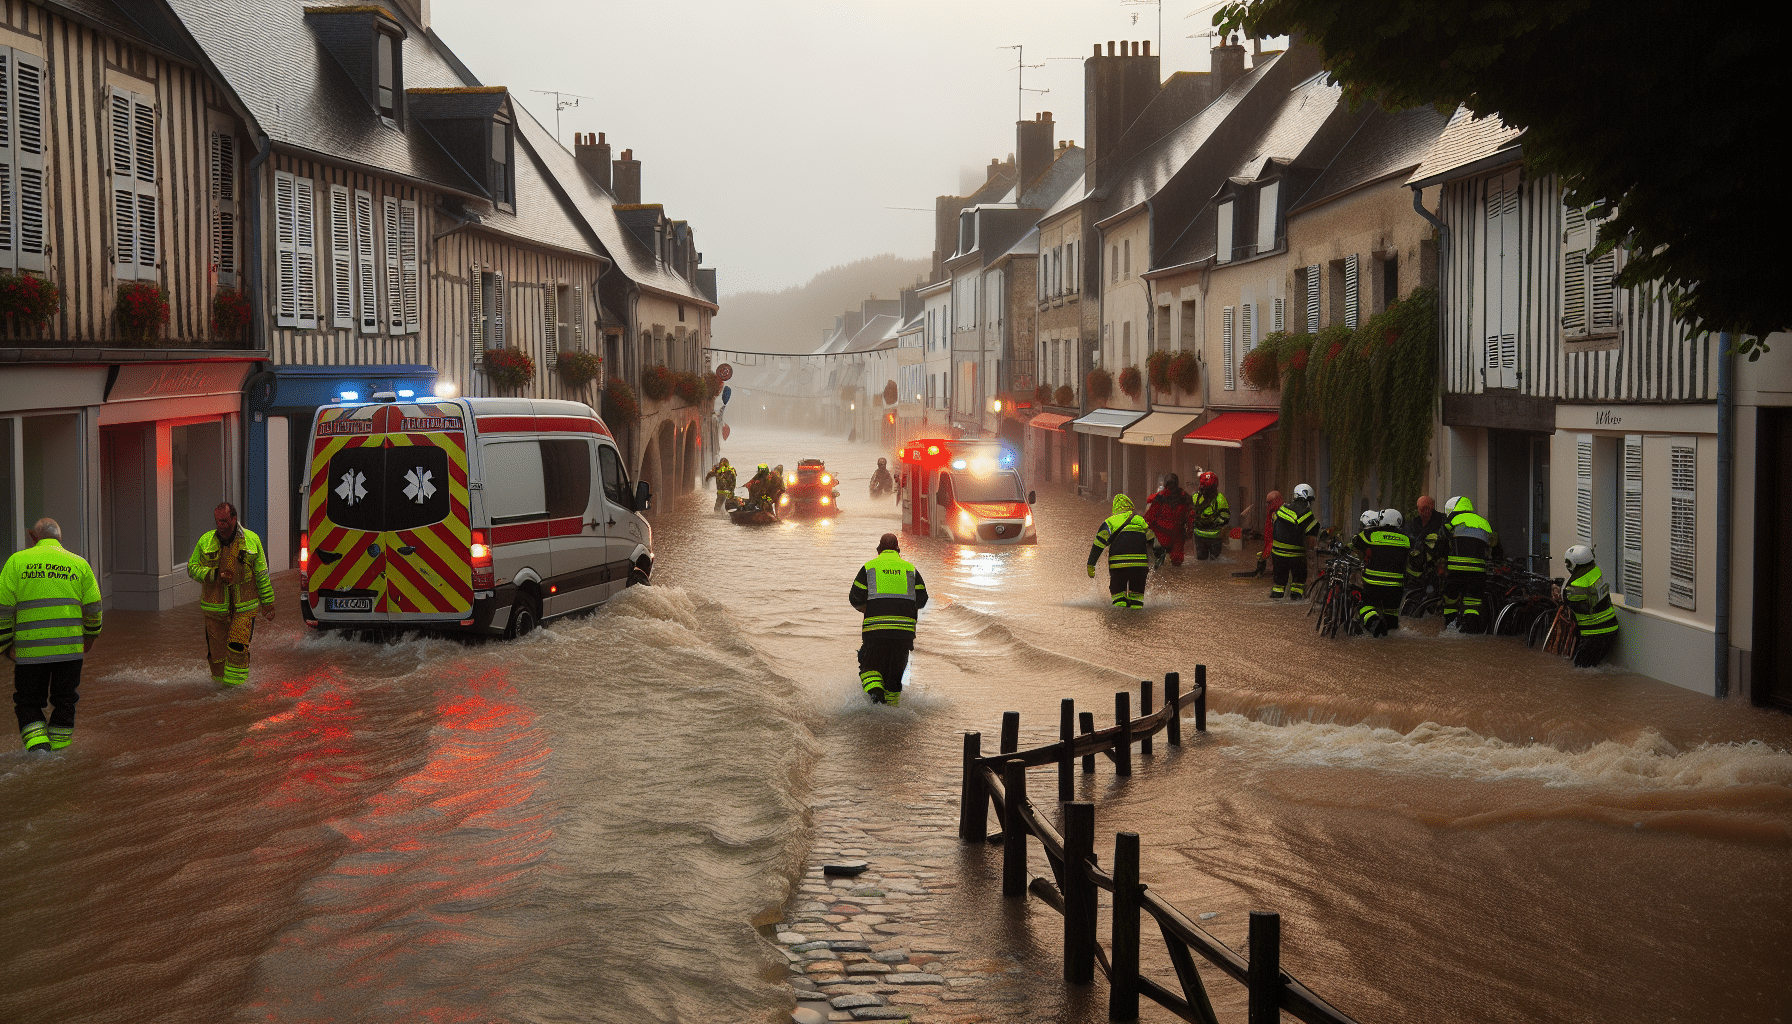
[0, 539, 103, 664]
[1090, 513, 1151, 569]
[1191, 491, 1231, 539]
[1271, 502, 1317, 558]
[1565, 564, 1619, 636]
[189, 527, 276, 616]
[850, 550, 928, 634]
[1445, 511, 1499, 572]
[1353, 528, 1412, 586]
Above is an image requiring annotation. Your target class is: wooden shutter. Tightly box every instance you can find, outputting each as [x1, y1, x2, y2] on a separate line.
[1343, 253, 1359, 329]
[1560, 202, 1589, 337]
[1621, 434, 1644, 605]
[1575, 433, 1593, 546]
[1306, 264, 1320, 331]
[0, 49, 12, 268]
[353, 189, 378, 332]
[1668, 442, 1696, 610]
[209, 128, 236, 285]
[1483, 175, 1520, 387]
[131, 92, 158, 279]
[544, 283, 560, 358]
[1589, 249, 1618, 333]
[110, 89, 138, 281]
[327, 184, 354, 328]
[4, 51, 44, 273]
[571, 284, 584, 352]
[1273, 296, 1285, 334]
[1216, 202, 1234, 264]
[1221, 305, 1235, 390]
[383, 195, 402, 333]
[399, 199, 420, 333]
[292, 175, 317, 327]
[491, 271, 506, 348]
[469, 265, 485, 361]
[273, 170, 297, 325]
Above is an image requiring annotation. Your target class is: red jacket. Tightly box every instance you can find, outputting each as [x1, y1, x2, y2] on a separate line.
[1145, 487, 1194, 534]
[1262, 498, 1283, 560]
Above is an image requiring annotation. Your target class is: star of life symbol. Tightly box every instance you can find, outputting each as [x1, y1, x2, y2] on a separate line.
[403, 467, 436, 504]
[336, 468, 368, 506]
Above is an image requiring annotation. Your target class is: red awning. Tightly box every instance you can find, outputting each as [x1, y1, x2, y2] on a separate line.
[1182, 411, 1278, 448]
[1028, 413, 1073, 432]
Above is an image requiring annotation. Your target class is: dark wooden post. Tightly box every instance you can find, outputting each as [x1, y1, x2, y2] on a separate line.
[1110, 831, 1142, 1020]
[1115, 691, 1132, 777]
[1195, 664, 1208, 733]
[1247, 911, 1281, 1024]
[1001, 710, 1020, 755]
[1080, 711, 1096, 774]
[959, 731, 985, 841]
[1139, 679, 1154, 757]
[1063, 801, 1096, 984]
[1165, 671, 1182, 746]
[1059, 698, 1075, 803]
[1002, 759, 1028, 897]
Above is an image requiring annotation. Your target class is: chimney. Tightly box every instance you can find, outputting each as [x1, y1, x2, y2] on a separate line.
[986, 157, 1003, 183]
[613, 148, 641, 204]
[1016, 111, 1055, 192]
[1211, 36, 1248, 93]
[575, 132, 612, 192]
[1084, 40, 1161, 193]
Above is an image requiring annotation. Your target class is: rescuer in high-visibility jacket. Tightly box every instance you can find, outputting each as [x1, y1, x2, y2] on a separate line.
[1087, 494, 1152, 609]
[188, 502, 276, 687]
[1353, 510, 1414, 636]
[1, 518, 102, 753]
[1269, 484, 1319, 599]
[706, 458, 737, 511]
[1440, 496, 1502, 634]
[1561, 544, 1619, 667]
[1190, 471, 1231, 562]
[849, 534, 928, 706]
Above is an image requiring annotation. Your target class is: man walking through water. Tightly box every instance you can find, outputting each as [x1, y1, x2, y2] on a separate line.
[188, 502, 276, 687]
[1, 518, 102, 752]
[1087, 494, 1152, 608]
[849, 533, 928, 706]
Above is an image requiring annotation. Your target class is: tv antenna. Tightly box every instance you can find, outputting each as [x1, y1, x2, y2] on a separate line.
[1120, 0, 1160, 58]
[998, 45, 1048, 122]
[530, 89, 592, 143]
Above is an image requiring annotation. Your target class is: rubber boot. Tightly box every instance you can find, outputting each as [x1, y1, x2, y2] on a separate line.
[47, 726, 73, 750]
[20, 721, 50, 754]
[885, 691, 901, 708]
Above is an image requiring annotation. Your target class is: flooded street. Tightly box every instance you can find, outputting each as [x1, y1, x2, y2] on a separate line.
[4, 423, 1790, 1024]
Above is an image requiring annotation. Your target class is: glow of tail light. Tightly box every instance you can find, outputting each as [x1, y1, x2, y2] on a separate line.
[821, 496, 831, 505]
[1024, 512, 1033, 528]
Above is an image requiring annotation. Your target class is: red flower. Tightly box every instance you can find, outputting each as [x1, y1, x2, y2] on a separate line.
[1290, 349, 1309, 371]
[1325, 342, 1344, 363]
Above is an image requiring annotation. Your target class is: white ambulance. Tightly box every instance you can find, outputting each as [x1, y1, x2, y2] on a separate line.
[896, 437, 1037, 545]
[300, 393, 652, 637]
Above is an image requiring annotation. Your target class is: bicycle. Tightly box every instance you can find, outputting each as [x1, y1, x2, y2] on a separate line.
[1307, 551, 1366, 639]
[1523, 592, 1580, 656]
[1489, 566, 1559, 638]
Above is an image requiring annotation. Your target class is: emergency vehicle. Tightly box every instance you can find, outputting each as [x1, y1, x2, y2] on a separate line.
[896, 438, 1036, 544]
[300, 393, 653, 638]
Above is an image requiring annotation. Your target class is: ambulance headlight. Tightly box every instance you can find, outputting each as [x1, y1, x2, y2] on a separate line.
[951, 459, 967, 470]
[820, 474, 831, 485]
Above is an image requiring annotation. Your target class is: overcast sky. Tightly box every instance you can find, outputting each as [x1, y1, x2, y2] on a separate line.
[430, 0, 1260, 296]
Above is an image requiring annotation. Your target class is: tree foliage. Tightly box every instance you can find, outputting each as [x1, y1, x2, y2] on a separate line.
[1217, 0, 1783, 356]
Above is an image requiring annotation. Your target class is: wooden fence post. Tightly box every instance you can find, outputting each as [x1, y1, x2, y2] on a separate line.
[1063, 801, 1096, 985]
[1115, 691, 1132, 777]
[1002, 759, 1028, 897]
[1139, 679, 1154, 757]
[1165, 671, 1182, 746]
[1196, 664, 1208, 733]
[959, 732, 985, 842]
[1080, 711, 1096, 774]
[1001, 710, 1020, 755]
[1247, 911, 1281, 1024]
[1059, 698, 1075, 803]
[1110, 831, 1142, 1020]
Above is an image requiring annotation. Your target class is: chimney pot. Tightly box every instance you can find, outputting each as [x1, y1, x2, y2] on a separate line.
[598, 131, 605, 144]
[1107, 41, 1115, 56]
[574, 130, 613, 192]
[1093, 42, 1101, 57]
[1142, 40, 1150, 56]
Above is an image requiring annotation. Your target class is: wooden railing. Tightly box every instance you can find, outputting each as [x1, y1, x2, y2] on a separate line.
[958, 668, 1363, 1024]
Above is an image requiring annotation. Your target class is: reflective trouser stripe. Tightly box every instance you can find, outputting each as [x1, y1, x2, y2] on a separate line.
[47, 725, 72, 749]
[19, 721, 48, 750]
[206, 613, 257, 687]
[860, 669, 884, 694]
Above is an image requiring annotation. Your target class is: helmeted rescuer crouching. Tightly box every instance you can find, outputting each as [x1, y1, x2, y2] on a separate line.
[1561, 544, 1619, 667]
[188, 502, 276, 687]
[849, 533, 928, 706]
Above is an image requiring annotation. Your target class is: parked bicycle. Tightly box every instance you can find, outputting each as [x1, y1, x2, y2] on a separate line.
[1307, 550, 1366, 639]
[1527, 589, 1581, 656]
[1488, 559, 1560, 638]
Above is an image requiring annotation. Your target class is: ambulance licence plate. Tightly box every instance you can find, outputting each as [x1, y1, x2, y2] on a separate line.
[326, 597, 374, 612]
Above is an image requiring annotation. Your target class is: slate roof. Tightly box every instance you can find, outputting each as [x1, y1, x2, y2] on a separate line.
[1223, 72, 1345, 183]
[1041, 173, 1086, 222]
[1293, 103, 1453, 211]
[1016, 147, 1085, 211]
[1405, 106, 1524, 187]
[842, 314, 902, 354]
[989, 226, 1039, 266]
[49, 0, 200, 59]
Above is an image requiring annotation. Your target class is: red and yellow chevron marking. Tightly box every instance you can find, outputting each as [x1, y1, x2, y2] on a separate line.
[384, 428, 472, 614]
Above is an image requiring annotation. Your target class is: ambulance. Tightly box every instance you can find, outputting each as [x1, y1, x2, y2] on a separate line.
[300, 392, 653, 637]
[896, 437, 1037, 544]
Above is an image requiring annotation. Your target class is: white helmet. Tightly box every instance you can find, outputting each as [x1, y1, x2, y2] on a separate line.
[1359, 509, 1380, 529]
[1564, 544, 1595, 574]
[1443, 495, 1464, 515]
[1293, 483, 1314, 501]
[1380, 508, 1403, 529]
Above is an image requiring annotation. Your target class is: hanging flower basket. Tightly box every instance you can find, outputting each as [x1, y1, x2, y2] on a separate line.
[1, 272, 62, 330]
[210, 287, 251, 341]
[1170, 351, 1199, 394]
[1325, 341, 1345, 363]
[1086, 368, 1114, 406]
[1034, 383, 1053, 406]
[1146, 350, 1173, 393]
[1117, 366, 1142, 399]
[605, 377, 641, 425]
[1290, 348, 1310, 372]
[883, 380, 899, 406]
[557, 351, 603, 390]
[673, 371, 703, 405]
[703, 371, 722, 403]
[642, 363, 676, 402]
[115, 281, 169, 342]
[1241, 350, 1279, 390]
[484, 347, 535, 391]
[1054, 384, 1075, 407]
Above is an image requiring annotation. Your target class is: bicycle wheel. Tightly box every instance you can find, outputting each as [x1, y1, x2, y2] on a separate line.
[1552, 615, 1580, 658]
[1527, 608, 1551, 648]
[1492, 600, 1528, 637]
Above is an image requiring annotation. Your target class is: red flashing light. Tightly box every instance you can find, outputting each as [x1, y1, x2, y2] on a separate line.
[471, 530, 494, 590]
[299, 532, 309, 582]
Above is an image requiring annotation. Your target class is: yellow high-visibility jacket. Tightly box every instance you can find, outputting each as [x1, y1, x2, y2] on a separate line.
[189, 527, 276, 617]
[0, 539, 102, 664]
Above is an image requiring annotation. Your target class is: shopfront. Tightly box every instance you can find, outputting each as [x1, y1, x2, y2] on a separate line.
[0, 365, 108, 565]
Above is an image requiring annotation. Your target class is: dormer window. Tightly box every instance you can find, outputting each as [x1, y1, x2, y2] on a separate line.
[375, 27, 403, 122]
[1255, 181, 1279, 254]
[1216, 200, 1235, 264]
[490, 118, 513, 209]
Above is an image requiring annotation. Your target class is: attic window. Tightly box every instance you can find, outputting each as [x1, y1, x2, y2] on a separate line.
[375, 27, 402, 121]
[490, 117, 513, 208]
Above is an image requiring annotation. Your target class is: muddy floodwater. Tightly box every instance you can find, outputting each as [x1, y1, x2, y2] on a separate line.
[3, 424, 1789, 1024]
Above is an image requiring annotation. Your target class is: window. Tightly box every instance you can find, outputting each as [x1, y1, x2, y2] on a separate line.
[1668, 442, 1696, 610]
[1052, 246, 1062, 296]
[1240, 303, 1255, 388]
[470, 265, 504, 358]
[1304, 264, 1320, 332]
[1256, 181, 1279, 253]
[490, 118, 513, 208]
[0, 47, 47, 273]
[208, 126, 237, 287]
[273, 170, 317, 327]
[1065, 242, 1076, 293]
[1482, 170, 1521, 386]
[1110, 245, 1118, 283]
[1343, 253, 1360, 329]
[1216, 201, 1234, 264]
[375, 28, 401, 121]
[1221, 306, 1235, 390]
[1575, 433, 1594, 545]
[327, 185, 354, 328]
[599, 444, 631, 510]
[545, 283, 582, 358]
[1180, 299, 1196, 350]
[482, 441, 547, 522]
[1561, 201, 1619, 340]
[541, 439, 592, 519]
[677, 303, 685, 323]
[1380, 256, 1398, 312]
[1620, 434, 1643, 605]
[383, 196, 419, 334]
[1123, 238, 1130, 277]
[110, 87, 160, 282]
[1121, 321, 1131, 367]
[354, 190, 378, 332]
[1273, 296, 1285, 334]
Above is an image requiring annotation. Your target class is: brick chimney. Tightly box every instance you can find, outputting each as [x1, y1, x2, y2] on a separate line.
[575, 132, 612, 192]
[613, 148, 641, 204]
[1016, 111, 1055, 193]
[1211, 35, 1248, 93]
[1084, 40, 1161, 193]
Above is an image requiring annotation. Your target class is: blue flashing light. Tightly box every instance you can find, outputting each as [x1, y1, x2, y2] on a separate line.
[397, 389, 415, 398]
[339, 390, 360, 401]
[1000, 451, 1017, 467]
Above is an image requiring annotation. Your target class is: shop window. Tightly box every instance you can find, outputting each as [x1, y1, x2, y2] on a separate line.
[171, 421, 224, 571]
[0, 418, 13, 560]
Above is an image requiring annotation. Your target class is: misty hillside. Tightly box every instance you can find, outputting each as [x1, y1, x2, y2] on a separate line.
[716, 254, 931, 354]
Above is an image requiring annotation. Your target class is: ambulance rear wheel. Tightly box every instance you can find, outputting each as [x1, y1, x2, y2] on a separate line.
[628, 560, 650, 587]
[504, 591, 541, 639]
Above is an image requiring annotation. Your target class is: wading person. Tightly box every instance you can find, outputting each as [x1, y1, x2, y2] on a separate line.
[1441, 496, 1501, 633]
[188, 502, 276, 687]
[1087, 494, 1151, 609]
[1, 519, 102, 753]
[1353, 510, 1413, 636]
[1561, 544, 1619, 667]
[1269, 484, 1319, 600]
[849, 534, 928, 706]
[1190, 471, 1230, 561]
[705, 458, 737, 511]
[1144, 473, 1194, 567]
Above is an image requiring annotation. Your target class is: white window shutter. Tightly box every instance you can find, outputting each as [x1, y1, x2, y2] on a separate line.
[1589, 249, 1618, 333]
[132, 94, 158, 278]
[1343, 253, 1359, 329]
[1621, 434, 1644, 606]
[12, 51, 44, 272]
[1273, 296, 1285, 335]
[1561, 202, 1589, 336]
[383, 195, 402, 333]
[492, 271, 506, 347]
[399, 199, 420, 333]
[1668, 442, 1696, 610]
[544, 283, 559, 358]
[209, 129, 237, 285]
[0, 49, 16, 269]
[1222, 305, 1235, 390]
[1306, 264, 1320, 332]
[110, 89, 138, 281]
[1216, 202, 1234, 264]
[328, 185, 354, 328]
[1255, 181, 1278, 253]
[273, 170, 296, 326]
[292, 176, 317, 327]
[1575, 433, 1593, 546]
[572, 285, 584, 352]
[469, 265, 485, 360]
[353, 190, 378, 332]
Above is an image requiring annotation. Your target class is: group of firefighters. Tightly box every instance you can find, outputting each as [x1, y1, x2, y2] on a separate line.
[1084, 473, 1618, 668]
[704, 458, 787, 512]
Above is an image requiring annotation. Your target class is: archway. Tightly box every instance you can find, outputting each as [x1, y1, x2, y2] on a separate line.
[680, 419, 700, 493]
